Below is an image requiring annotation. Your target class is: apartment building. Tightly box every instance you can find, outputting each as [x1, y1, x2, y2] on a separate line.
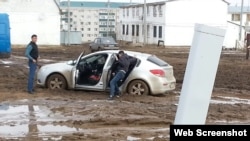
[60, 1, 130, 43]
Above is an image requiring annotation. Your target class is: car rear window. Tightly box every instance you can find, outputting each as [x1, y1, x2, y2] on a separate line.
[147, 55, 168, 66]
[103, 38, 115, 44]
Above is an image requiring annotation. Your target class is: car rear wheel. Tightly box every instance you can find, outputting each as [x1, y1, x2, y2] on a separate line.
[127, 80, 149, 95]
[46, 74, 67, 90]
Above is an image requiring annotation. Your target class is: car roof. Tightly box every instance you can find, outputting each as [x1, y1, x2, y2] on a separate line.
[94, 50, 152, 59]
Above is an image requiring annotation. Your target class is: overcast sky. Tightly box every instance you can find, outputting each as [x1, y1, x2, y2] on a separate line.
[60, 0, 250, 6]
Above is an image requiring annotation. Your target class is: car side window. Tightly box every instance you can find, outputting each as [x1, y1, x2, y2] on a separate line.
[97, 39, 101, 44]
[94, 38, 100, 43]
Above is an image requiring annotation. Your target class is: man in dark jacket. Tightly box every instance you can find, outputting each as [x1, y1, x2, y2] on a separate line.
[25, 34, 39, 94]
[108, 50, 130, 100]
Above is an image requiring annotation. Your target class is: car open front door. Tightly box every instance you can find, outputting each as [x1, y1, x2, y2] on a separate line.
[70, 52, 84, 88]
[74, 53, 110, 91]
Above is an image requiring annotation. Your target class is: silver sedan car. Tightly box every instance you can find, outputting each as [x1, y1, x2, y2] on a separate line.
[89, 37, 119, 52]
[36, 50, 176, 95]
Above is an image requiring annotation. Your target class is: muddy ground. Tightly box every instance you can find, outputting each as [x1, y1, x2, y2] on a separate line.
[0, 44, 250, 141]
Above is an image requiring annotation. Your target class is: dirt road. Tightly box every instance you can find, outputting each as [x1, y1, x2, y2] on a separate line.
[0, 45, 250, 141]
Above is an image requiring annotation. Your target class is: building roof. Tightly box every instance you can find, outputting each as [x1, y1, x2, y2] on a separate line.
[120, 0, 229, 8]
[60, 1, 132, 8]
[228, 6, 250, 13]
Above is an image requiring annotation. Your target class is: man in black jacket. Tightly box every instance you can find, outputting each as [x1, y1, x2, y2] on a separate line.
[25, 34, 39, 94]
[108, 50, 130, 100]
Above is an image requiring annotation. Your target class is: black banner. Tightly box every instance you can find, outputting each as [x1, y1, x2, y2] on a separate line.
[170, 125, 250, 141]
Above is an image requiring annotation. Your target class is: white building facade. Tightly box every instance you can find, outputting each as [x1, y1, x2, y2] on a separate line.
[0, 0, 61, 45]
[119, 0, 229, 47]
[226, 6, 250, 48]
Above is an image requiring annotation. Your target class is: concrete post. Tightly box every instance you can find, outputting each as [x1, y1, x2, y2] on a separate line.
[174, 24, 226, 124]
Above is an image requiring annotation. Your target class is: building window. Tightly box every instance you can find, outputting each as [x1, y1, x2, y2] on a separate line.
[123, 8, 125, 17]
[126, 8, 129, 16]
[153, 26, 157, 38]
[247, 14, 250, 21]
[87, 28, 91, 31]
[158, 5, 162, 17]
[136, 25, 139, 36]
[122, 24, 125, 35]
[158, 26, 162, 38]
[132, 7, 135, 18]
[147, 25, 150, 38]
[153, 5, 157, 17]
[232, 14, 240, 21]
[82, 34, 84, 37]
[132, 25, 135, 36]
[126, 24, 129, 35]
[136, 7, 139, 17]
[81, 28, 84, 31]
[147, 5, 150, 16]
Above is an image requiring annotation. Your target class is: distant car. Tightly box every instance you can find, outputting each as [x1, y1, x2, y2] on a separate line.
[89, 37, 119, 52]
[36, 50, 176, 95]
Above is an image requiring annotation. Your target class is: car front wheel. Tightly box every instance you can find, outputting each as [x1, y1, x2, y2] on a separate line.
[127, 80, 149, 95]
[46, 74, 67, 90]
[89, 46, 94, 52]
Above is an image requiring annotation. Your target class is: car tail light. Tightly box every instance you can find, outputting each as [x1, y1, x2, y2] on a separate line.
[150, 69, 165, 77]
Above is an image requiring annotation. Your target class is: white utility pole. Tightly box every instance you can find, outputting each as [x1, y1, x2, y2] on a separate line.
[143, 0, 147, 46]
[107, 0, 110, 37]
[67, 0, 70, 46]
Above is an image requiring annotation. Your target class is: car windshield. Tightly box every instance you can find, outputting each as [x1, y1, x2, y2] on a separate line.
[102, 37, 116, 44]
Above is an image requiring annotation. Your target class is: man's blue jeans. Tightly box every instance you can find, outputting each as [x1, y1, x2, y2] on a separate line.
[110, 71, 125, 97]
[27, 60, 37, 92]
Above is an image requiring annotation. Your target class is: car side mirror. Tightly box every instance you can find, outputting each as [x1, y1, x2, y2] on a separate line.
[67, 60, 75, 65]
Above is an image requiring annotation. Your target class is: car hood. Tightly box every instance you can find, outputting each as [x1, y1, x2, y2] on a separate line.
[40, 61, 74, 71]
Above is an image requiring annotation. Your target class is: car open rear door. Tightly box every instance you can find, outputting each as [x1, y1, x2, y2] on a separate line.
[103, 53, 118, 91]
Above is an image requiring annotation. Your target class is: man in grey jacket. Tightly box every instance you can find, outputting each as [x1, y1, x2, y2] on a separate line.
[108, 50, 130, 100]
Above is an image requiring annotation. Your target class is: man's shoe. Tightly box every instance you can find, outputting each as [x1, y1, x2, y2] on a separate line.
[115, 92, 121, 97]
[28, 91, 34, 94]
[107, 96, 114, 100]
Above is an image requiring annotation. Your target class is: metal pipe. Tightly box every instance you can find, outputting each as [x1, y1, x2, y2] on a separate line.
[143, 0, 147, 46]
[67, 0, 70, 46]
[239, 0, 244, 41]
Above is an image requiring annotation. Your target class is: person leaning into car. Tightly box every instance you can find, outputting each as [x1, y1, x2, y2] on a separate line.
[25, 34, 39, 94]
[108, 50, 130, 100]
